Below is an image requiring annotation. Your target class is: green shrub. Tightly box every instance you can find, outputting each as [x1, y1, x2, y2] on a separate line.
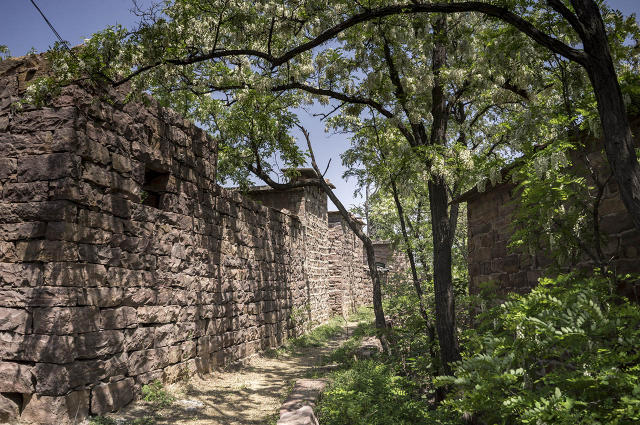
[318, 360, 430, 425]
[438, 273, 640, 425]
[287, 316, 345, 350]
[89, 417, 117, 425]
[141, 380, 174, 408]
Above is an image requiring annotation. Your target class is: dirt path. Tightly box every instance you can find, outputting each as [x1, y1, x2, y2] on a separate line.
[107, 322, 356, 425]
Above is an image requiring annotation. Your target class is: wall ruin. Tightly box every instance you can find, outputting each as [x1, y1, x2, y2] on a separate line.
[464, 118, 640, 299]
[0, 55, 372, 424]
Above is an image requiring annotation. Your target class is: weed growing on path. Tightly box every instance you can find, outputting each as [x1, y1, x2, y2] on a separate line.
[142, 380, 175, 408]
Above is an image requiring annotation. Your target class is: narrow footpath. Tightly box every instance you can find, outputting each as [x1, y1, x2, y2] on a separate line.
[105, 321, 357, 425]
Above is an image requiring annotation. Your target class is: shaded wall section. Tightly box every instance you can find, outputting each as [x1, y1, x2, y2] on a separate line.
[326, 212, 370, 317]
[464, 117, 640, 299]
[0, 55, 372, 424]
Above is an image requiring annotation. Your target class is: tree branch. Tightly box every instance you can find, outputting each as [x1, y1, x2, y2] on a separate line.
[113, 2, 588, 87]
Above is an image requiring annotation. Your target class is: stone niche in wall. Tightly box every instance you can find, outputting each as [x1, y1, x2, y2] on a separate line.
[0, 54, 375, 424]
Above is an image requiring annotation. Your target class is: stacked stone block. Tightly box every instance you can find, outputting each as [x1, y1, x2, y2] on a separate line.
[326, 212, 371, 317]
[466, 116, 640, 299]
[0, 55, 374, 424]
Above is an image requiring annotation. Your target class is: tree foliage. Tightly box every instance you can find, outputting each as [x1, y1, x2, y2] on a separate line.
[438, 273, 640, 424]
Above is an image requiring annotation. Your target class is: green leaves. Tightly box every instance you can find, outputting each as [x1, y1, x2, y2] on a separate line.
[441, 273, 640, 424]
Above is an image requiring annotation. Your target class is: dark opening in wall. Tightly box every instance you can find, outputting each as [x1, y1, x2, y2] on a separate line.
[142, 167, 170, 208]
[1, 392, 24, 415]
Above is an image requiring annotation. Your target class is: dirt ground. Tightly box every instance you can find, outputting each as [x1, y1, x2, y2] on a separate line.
[105, 322, 356, 425]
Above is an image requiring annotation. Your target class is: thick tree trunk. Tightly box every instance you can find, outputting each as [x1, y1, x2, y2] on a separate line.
[429, 177, 461, 375]
[364, 243, 387, 329]
[428, 15, 461, 375]
[569, 0, 640, 233]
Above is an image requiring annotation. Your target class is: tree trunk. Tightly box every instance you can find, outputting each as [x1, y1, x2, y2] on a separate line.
[429, 177, 461, 375]
[299, 127, 387, 328]
[569, 0, 640, 233]
[428, 15, 461, 375]
[390, 180, 435, 338]
[364, 242, 387, 329]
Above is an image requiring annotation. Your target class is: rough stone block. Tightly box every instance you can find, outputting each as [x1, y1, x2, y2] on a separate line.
[128, 347, 170, 375]
[44, 262, 107, 287]
[21, 390, 89, 425]
[0, 200, 77, 224]
[0, 333, 75, 363]
[33, 307, 100, 335]
[122, 287, 157, 306]
[0, 158, 16, 180]
[69, 354, 128, 389]
[137, 305, 180, 324]
[46, 222, 112, 244]
[78, 137, 110, 164]
[0, 262, 43, 287]
[75, 330, 124, 359]
[15, 240, 78, 262]
[0, 286, 78, 307]
[77, 209, 124, 233]
[124, 327, 155, 352]
[0, 222, 46, 241]
[33, 363, 72, 395]
[80, 287, 123, 307]
[0, 361, 35, 393]
[0, 394, 19, 424]
[2, 181, 50, 202]
[90, 378, 135, 415]
[17, 152, 78, 182]
[106, 267, 153, 287]
[101, 306, 137, 329]
[0, 307, 30, 333]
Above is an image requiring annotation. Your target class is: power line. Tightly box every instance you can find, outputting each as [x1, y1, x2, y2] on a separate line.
[29, 0, 70, 49]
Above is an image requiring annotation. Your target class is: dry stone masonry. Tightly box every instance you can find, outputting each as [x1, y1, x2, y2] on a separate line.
[463, 116, 640, 299]
[0, 55, 372, 424]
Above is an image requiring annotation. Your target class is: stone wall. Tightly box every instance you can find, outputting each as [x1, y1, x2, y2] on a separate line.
[326, 212, 370, 317]
[465, 117, 640, 299]
[0, 55, 372, 424]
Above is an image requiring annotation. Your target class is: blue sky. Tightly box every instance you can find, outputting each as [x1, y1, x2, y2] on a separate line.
[1, 0, 639, 211]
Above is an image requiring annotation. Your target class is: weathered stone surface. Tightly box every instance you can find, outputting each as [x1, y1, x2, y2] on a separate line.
[33, 363, 72, 395]
[356, 336, 383, 359]
[33, 307, 100, 334]
[0, 222, 46, 240]
[137, 305, 180, 324]
[0, 361, 35, 393]
[124, 327, 155, 351]
[75, 330, 125, 358]
[128, 347, 171, 375]
[101, 306, 137, 329]
[278, 406, 320, 425]
[3, 286, 78, 307]
[0, 158, 16, 180]
[21, 390, 89, 425]
[14, 240, 78, 262]
[2, 181, 50, 202]
[0, 200, 77, 224]
[0, 394, 19, 424]
[0, 262, 43, 287]
[0, 333, 75, 363]
[90, 378, 135, 415]
[44, 262, 107, 287]
[0, 307, 30, 333]
[17, 152, 78, 182]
